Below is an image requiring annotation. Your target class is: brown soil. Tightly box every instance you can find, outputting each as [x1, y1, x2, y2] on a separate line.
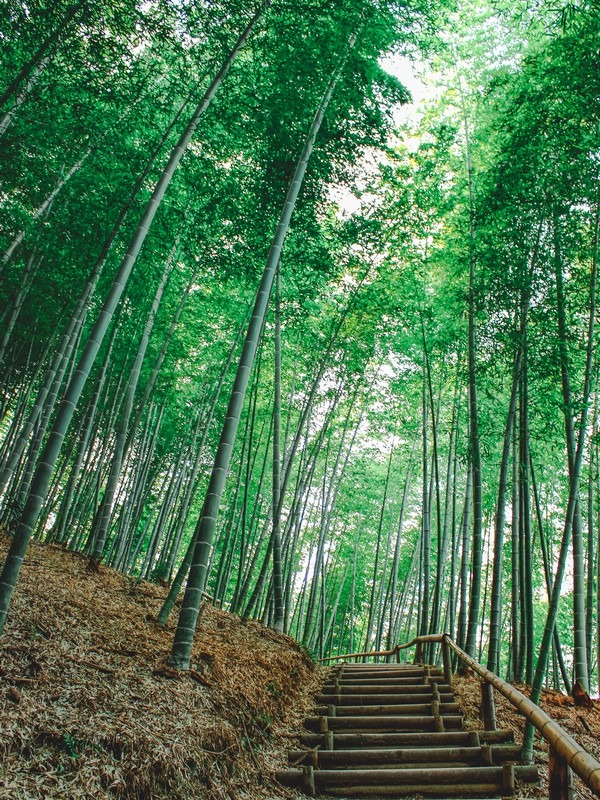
[0, 537, 320, 800]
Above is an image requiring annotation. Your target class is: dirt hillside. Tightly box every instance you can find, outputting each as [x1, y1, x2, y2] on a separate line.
[3, 537, 600, 799]
[0, 537, 320, 800]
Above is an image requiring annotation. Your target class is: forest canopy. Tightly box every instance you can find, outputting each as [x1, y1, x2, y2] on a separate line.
[1, 0, 600, 706]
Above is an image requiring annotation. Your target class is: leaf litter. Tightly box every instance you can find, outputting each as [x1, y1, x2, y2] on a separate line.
[3, 536, 600, 799]
[0, 537, 319, 800]
[454, 673, 600, 799]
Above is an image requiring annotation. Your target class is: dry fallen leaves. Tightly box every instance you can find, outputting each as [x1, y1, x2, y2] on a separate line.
[453, 672, 600, 800]
[3, 538, 598, 800]
[0, 538, 320, 800]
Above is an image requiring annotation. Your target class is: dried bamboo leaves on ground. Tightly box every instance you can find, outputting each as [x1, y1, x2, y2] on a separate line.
[4, 537, 599, 800]
[454, 674, 600, 800]
[0, 538, 319, 800]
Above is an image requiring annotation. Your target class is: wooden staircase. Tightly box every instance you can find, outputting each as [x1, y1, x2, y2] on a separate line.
[276, 662, 538, 798]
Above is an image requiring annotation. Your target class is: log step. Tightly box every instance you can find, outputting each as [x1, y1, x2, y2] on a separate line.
[288, 744, 523, 768]
[304, 714, 464, 732]
[298, 729, 515, 749]
[276, 764, 538, 789]
[304, 785, 500, 800]
[331, 668, 441, 678]
[330, 678, 447, 688]
[317, 693, 456, 705]
[315, 702, 461, 716]
[291, 785, 501, 798]
[321, 683, 453, 696]
[333, 663, 424, 667]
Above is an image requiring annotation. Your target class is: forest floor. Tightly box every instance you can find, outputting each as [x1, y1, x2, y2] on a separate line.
[0, 537, 319, 800]
[453, 669, 600, 798]
[1, 536, 600, 800]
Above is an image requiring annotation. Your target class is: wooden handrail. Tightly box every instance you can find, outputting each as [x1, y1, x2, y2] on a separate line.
[320, 633, 600, 798]
[319, 634, 445, 664]
[320, 644, 401, 663]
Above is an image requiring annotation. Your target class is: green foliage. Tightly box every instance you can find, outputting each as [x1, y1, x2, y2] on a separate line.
[2, 0, 599, 693]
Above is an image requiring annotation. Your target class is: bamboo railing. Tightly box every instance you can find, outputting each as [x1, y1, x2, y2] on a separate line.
[321, 633, 600, 799]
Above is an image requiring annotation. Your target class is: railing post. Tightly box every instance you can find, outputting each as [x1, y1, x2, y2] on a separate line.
[481, 681, 497, 731]
[302, 765, 316, 796]
[415, 640, 423, 664]
[549, 748, 574, 799]
[441, 637, 452, 687]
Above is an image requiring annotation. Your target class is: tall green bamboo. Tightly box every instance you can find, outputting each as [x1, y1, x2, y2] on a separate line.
[155, 318, 248, 625]
[168, 26, 360, 669]
[553, 211, 593, 692]
[89, 232, 181, 563]
[419, 368, 430, 638]
[271, 266, 285, 633]
[523, 205, 598, 759]
[487, 342, 521, 673]
[0, 4, 268, 635]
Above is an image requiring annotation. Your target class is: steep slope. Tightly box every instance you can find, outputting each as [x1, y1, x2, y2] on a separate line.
[0, 537, 318, 800]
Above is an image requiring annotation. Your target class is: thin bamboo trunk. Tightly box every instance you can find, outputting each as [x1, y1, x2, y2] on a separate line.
[365, 439, 395, 650]
[0, 6, 266, 634]
[519, 340, 534, 683]
[530, 453, 571, 693]
[456, 466, 472, 653]
[448, 404, 460, 644]
[155, 319, 250, 624]
[2, 150, 92, 267]
[523, 206, 598, 758]
[272, 266, 284, 632]
[553, 209, 596, 693]
[0, 251, 41, 364]
[89, 234, 180, 563]
[487, 342, 521, 673]
[420, 370, 430, 638]
[456, 51, 483, 661]
[0, 58, 48, 137]
[386, 442, 415, 650]
[421, 321, 443, 643]
[52, 322, 119, 543]
[585, 406, 595, 680]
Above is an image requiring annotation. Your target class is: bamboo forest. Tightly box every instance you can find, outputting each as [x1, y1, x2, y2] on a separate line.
[2, 0, 600, 797]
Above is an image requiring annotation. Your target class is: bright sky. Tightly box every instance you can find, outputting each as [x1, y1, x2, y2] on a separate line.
[328, 54, 427, 217]
[380, 54, 426, 102]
